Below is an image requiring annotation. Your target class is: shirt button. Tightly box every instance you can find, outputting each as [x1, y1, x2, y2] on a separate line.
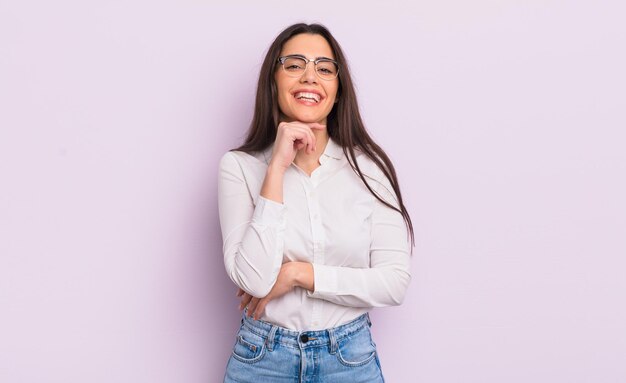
[300, 334, 309, 343]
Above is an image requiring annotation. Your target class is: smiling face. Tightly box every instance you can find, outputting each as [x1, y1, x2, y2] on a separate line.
[275, 33, 339, 125]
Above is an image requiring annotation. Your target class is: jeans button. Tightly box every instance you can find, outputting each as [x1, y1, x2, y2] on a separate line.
[300, 334, 309, 343]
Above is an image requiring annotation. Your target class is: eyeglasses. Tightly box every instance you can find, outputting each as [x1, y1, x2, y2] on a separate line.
[277, 55, 339, 81]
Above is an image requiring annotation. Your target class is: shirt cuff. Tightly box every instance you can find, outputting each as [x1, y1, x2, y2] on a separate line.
[307, 263, 339, 299]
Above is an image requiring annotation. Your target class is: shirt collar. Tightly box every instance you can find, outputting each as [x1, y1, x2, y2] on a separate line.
[322, 137, 343, 160]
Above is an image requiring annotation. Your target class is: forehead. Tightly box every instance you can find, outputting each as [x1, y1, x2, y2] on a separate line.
[280, 33, 335, 59]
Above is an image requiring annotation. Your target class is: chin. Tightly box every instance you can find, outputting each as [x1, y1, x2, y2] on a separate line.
[299, 116, 323, 123]
[291, 114, 322, 123]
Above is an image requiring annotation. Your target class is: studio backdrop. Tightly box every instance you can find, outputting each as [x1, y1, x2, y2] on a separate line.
[1, 1, 624, 382]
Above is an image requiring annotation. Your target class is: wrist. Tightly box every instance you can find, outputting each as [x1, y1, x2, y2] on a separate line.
[267, 161, 288, 175]
[290, 262, 314, 291]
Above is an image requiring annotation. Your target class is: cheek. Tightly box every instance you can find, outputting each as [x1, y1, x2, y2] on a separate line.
[276, 78, 295, 106]
[326, 92, 338, 107]
[277, 92, 291, 113]
[326, 83, 339, 102]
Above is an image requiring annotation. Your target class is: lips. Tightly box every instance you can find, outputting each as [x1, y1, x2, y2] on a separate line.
[293, 91, 321, 103]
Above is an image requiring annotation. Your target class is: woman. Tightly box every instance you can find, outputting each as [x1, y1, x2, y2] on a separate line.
[218, 23, 414, 382]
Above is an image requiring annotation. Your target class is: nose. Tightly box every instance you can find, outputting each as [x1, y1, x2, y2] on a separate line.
[300, 61, 318, 84]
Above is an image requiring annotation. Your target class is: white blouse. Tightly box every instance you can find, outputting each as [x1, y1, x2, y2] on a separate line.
[217, 137, 411, 331]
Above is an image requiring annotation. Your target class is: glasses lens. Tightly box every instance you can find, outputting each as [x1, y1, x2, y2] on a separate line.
[282, 57, 307, 76]
[316, 60, 338, 80]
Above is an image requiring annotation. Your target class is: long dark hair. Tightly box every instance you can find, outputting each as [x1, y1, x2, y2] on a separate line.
[235, 23, 414, 247]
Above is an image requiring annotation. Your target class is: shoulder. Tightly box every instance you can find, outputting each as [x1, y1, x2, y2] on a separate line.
[352, 149, 379, 175]
[219, 149, 269, 172]
[351, 148, 391, 186]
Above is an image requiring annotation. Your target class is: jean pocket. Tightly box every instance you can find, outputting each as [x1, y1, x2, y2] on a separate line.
[335, 327, 377, 367]
[231, 329, 267, 364]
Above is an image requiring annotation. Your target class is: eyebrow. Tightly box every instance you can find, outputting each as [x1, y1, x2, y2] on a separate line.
[286, 53, 336, 61]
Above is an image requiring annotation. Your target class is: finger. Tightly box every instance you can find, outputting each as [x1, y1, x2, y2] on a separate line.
[253, 299, 268, 320]
[305, 127, 317, 153]
[290, 127, 316, 154]
[307, 122, 326, 130]
[239, 293, 253, 310]
[236, 288, 244, 297]
[286, 120, 325, 130]
[296, 126, 316, 153]
[247, 297, 260, 317]
[294, 141, 305, 151]
[281, 122, 317, 154]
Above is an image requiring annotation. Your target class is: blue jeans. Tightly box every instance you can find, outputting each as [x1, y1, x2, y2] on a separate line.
[224, 312, 385, 382]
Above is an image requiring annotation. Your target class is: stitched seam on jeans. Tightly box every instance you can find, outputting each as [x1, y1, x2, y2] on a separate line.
[336, 350, 377, 367]
[242, 323, 270, 339]
[334, 322, 367, 343]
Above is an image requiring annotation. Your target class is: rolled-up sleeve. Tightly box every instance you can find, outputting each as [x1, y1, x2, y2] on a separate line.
[307, 169, 411, 308]
[217, 152, 285, 298]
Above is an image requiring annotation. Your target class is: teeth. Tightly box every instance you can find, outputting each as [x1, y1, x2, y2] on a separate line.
[295, 92, 320, 103]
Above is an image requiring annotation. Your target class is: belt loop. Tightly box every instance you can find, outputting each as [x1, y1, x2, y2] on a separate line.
[327, 327, 338, 355]
[366, 313, 372, 327]
[266, 325, 278, 352]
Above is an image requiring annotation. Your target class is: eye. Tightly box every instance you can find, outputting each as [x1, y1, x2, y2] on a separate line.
[316, 61, 337, 75]
[283, 57, 306, 72]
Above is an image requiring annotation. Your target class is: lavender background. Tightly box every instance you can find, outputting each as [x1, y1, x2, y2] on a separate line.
[1, 1, 625, 382]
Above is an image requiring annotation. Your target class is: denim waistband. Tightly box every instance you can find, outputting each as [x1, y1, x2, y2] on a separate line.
[241, 312, 372, 351]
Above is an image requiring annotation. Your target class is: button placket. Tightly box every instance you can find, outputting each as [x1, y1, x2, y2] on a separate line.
[309, 179, 326, 328]
[299, 166, 326, 329]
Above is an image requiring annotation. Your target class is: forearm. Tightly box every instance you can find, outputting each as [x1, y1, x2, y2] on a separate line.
[284, 259, 411, 308]
[308, 260, 411, 308]
[260, 164, 286, 203]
